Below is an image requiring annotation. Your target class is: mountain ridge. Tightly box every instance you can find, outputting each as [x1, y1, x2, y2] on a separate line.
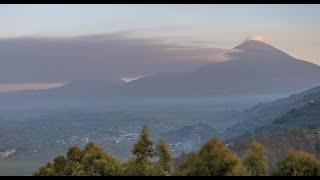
[112, 40, 320, 97]
[2, 40, 320, 99]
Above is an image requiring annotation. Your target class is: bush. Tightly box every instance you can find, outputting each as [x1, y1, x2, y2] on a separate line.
[272, 150, 320, 176]
[33, 143, 122, 176]
[176, 138, 242, 176]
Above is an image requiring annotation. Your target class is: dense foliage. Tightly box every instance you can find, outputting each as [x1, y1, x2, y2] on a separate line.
[272, 150, 320, 176]
[243, 141, 268, 176]
[34, 126, 320, 176]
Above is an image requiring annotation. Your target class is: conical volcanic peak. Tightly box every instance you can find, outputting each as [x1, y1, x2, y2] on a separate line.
[234, 40, 279, 52]
[233, 40, 292, 58]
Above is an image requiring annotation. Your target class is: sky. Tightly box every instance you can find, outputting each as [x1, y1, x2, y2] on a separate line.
[1, 4, 320, 91]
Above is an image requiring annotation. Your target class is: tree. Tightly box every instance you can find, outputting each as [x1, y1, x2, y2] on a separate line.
[67, 146, 82, 163]
[124, 125, 159, 176]
[197, 138, 242, 176]
[272, 150, 320, 176]
[132, 125, 155, 163]
[52, 156, 68, 176]
[122, 156, 158, 176]
[155, 138, 173, 175]
[64, 146, 83, 175]
[34, 155, 68, 176]
[33, 162, 55, 176]
[227, 163, 250, 176]
[79, 143, 122, 176]
[33, 142, 122, 176]
[175, 154, 200, 176]
[243, 141, 268, 176]
[176, 138, 242, 176]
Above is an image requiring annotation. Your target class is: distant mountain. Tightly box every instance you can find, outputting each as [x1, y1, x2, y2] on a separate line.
[222, 84, 320, 142]
[112, 40, 320, 97]
[0, 78, 124, 102]
[255, 101, 320, 134]
[2, 40, 320, 100]
[48, 78, 125, 97]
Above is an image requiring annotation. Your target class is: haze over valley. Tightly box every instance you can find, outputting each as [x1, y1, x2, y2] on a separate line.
[1, 4, 320, 176]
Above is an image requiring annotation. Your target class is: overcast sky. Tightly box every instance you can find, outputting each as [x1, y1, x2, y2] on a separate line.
[1, 4, 320, 91]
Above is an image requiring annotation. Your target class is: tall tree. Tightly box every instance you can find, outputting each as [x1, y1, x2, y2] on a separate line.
[156, 138, 173, 175]
[132, 125, 155, 163]
[123, 125, 157, 176]
[243, 141, 268, 176]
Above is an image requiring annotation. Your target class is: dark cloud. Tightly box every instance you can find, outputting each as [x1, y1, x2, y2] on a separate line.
[0, 34, 235, 83]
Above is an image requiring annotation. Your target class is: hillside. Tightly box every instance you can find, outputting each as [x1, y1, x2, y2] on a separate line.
[222, 85, 320, 141]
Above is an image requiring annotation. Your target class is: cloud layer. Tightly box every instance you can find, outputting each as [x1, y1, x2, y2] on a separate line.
[0, 34, 237, 84]
[246, 35, 267, 43]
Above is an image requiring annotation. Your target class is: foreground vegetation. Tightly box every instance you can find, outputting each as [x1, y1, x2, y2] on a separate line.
[34, 125, 320, 176]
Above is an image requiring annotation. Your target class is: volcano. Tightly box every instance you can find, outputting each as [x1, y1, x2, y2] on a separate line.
[113, 40, 320, 97]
